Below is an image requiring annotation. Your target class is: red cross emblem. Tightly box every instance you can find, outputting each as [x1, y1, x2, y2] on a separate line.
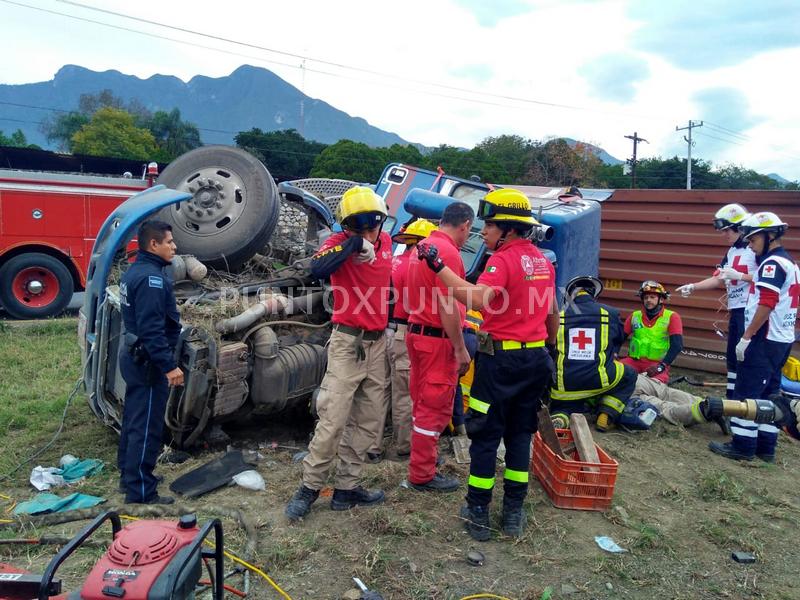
[730, 254, 749, 284]
[572, 330, 593, 349]
[763, 264, 776, 278]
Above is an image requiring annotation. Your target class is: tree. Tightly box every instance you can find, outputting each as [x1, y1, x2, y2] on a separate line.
[310, 140, 385, 182]
[379, 143, 425, 167]
[142, 108, 202, 162]
[71, 107, 159, 160]
[235, 128, 326, 180]
[0, 129, 39, 148]
[476, 134, 534, 182]
[524, 138, 602, 186]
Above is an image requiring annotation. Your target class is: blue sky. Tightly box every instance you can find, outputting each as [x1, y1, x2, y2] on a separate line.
[2, 0, 799, 180]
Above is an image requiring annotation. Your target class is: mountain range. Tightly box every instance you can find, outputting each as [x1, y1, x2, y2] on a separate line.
[0, 64, 410, 149]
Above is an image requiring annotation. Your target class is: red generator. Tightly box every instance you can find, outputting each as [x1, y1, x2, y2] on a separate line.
[32, 512, 223, 600]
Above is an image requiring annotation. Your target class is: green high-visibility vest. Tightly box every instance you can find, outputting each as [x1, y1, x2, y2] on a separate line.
[628, 309, 672, 361]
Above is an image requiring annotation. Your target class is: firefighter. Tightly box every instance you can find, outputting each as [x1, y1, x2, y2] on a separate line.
[417, 188, 557, 540]
[405, 202, 474, 492]
[377, 218, 438, 461]
[550, 276, 637, 432]
[676, 204, 757, 398]
[285, 186, 392, 520]
[620, 281, 683, 383]
[118, 220, 183, 505]
[709, 211, 799, 462]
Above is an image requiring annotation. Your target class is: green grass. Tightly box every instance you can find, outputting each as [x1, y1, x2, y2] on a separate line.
[0, 319, 117, 483]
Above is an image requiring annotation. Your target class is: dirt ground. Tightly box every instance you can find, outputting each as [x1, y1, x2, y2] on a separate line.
[2, 373, 799, 600]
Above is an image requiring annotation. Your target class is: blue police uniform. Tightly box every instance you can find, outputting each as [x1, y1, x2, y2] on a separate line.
[118, 250, 181, 503]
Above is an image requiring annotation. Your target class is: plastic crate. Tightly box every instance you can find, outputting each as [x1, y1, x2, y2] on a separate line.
[531, 429, 618, 511]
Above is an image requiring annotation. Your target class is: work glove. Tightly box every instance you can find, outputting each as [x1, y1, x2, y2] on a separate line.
[676, 284, 694, 297]
[416, 242, 445, 273]
[718, 266, 743, 280]
[736, 337, 751, 362]
[356, 238, 376, 264]
[645, 362, 667, 378]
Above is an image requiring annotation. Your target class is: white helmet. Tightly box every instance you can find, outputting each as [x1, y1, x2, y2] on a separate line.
[713, 203, 750, 230]
[739, 211, 788, 241]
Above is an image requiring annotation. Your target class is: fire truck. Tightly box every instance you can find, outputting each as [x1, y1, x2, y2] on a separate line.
[0, 166, 156, 319]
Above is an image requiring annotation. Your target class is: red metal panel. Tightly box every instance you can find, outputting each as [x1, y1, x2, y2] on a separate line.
[600, 189, 800, 373]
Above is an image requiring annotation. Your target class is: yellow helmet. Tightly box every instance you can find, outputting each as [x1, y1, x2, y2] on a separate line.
[392, 218, 437, 245]
[713, 203, 750, 230]
[739, 211, 788, 241]
[337, 186, 388, 231]
[477, 188, 537, 226]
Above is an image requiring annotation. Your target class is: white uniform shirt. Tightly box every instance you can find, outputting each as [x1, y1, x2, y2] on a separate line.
[721, 244, 758, 310]
[744, 248, 800, 344]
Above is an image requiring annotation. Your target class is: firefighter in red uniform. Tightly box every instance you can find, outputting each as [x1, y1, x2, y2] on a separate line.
[285, 186, 392, 521]
[417, 188, 558, 541]
[405, 202, 475, 492]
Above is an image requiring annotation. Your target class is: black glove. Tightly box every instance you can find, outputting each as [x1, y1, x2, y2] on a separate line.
[416, 242, 445, 273]
[545, 343, 558, 363]
[645, 362, 666, 377]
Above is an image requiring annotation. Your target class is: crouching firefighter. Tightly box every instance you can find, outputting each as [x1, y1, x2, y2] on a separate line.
[417, 188, 557, 541]
[119, 220, 183, 505]
[550, 276, 637, 432]
[285, 186, 392, 521]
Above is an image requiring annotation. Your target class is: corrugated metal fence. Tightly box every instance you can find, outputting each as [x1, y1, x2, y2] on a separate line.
[599, 189, 800, 373]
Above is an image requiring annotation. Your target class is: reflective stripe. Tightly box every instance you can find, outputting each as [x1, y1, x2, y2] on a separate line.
[726, 384, 735, 390]
[727, 371, 737, 379]
[550, 368, 624, 400]
[730, 417, 757, 428]
[138, 386, 154, 502]
[758, 424, 780, 433]
[499, 339, 545, 350]
[601, 394, 626, 414]
[690, 399, 706, 423]
[730, 426, 758, 438]
[597, 308, 609, 387]
[503, 468, 529, 483]
[413, 424, 440, 438]
[468, 396, 491, 414]
[468, 474, 495, 489]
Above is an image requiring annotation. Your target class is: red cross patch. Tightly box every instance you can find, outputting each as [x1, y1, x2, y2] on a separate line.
[762, 264, 776, 278]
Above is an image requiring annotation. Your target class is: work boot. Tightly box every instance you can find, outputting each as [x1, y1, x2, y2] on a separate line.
[756, 452, 776, 463]
[708, 441, 754, 461]
[502, 505, 527, 537]
[285, 485, 320, 521]
[460, 504, 491, 542]
[366, 451, 384, 464]
[407, 473, 460, 492]
[330, 486, 385, 511]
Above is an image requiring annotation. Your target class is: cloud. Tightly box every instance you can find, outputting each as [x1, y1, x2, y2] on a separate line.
[578, 53, 650, 102]
[452, 0, 533, 27]
[692, 87, 763, 130]
[629, 0, 800, 70]
[448, 64, 493, 83]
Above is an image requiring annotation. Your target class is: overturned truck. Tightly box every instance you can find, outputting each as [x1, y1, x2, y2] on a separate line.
[81, 146, 602, 447]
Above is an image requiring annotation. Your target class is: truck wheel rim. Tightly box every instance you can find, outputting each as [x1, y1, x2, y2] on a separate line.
[170, 166, 248, 237]
[12, 267, 59, 307]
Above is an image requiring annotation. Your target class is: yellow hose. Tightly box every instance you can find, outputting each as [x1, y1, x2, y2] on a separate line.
[120, 514, 292, 600]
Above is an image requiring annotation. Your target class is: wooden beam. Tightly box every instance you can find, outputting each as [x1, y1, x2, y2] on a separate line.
[569, 413, 600, 472]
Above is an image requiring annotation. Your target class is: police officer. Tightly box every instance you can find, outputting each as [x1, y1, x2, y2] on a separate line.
[550, 276, 637, 432]
[118, 220, 182, 505]
[709, 212, 799, 462]
[620, 281, 683, 383]
[405, 202, 474, 493]
[676, 204, 758, 398]
[285, 186, 392, 521]
[418, 188, 557, 541]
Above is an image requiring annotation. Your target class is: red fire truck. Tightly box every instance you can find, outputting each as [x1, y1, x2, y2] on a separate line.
[0, 167, 156, 319]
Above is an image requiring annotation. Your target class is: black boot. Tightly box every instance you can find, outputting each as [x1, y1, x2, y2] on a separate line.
[502, 505, 527, 537]
[708, 441, 754, 461]
[408, 473, 460, 493]
[460, 504, 491, 542]
[330, 486, 385, 511]
[285, 485, 320, 521]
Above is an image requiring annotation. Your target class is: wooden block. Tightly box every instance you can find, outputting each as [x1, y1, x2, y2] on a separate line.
[537, 406, 566, 459]
[569, 413, 600, 472]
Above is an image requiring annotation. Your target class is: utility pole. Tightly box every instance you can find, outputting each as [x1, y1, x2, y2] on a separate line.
[676, 120, 703, 189]
[624, 131, 648, 188]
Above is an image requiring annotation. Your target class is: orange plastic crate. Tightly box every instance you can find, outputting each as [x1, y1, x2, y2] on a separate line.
[531, 429, 618, 511]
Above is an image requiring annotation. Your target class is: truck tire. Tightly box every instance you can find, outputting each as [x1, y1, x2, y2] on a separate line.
[0, 253, 74, 319]
[156, 146, 280, 270]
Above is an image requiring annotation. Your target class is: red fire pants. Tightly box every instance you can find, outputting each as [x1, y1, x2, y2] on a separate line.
[406, 332, 459, 484]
